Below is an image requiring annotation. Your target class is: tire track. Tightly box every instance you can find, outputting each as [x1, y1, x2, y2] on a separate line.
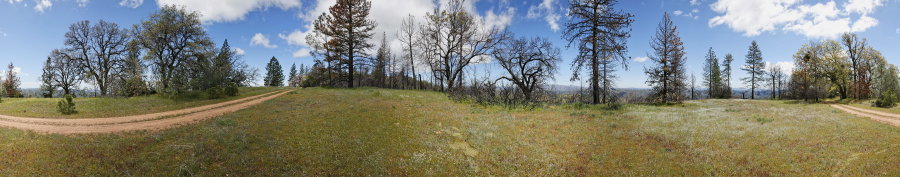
[830, 104, 900, 127]
[0, 90, 284, 126]
[0, 90, 290, 134]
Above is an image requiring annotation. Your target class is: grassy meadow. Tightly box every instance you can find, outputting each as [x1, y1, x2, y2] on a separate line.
[0, 87, 281, 118]
[0, 88, 897, 176]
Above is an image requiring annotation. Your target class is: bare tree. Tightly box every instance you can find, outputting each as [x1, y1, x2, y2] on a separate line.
[767, 64, 784, 99]
[49, 49, 83, 95]
[562, 0, 634, 104]
[690, 73, 696, 100]
[492, 35, 561, 101]
[419, 0, 505, 91]
[646, 13, 687, 104]
[62, 20, 130, 96]
[399, 14, 418, 89]
[842, 33, 878, 99]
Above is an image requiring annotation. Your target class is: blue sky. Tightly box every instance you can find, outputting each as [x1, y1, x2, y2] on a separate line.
[1, 0, 898, 89]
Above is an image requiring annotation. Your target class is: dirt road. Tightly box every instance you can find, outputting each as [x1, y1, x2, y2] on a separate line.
[0, 90, 290, 134]
[830, 104, 900, 126]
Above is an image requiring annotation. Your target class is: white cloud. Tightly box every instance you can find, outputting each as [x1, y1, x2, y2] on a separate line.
[157, 0, 302, 23]
[292, 48, 311, 58]
[278, 30, 306, 47]
[633, 56, 649, 62]
[290, 0, 431, 58]
[250, 33, 278, 48]
[76, 0, 88, 7]
[709, 0, 885, 38]
[896, 28, 899, 34]
[233, 47, 246, 55]
[766, 61, 795, 75]
[527, 0, 561, 31]
[674, 10, 699, 20]
[690, 0, 701, 6]
[483, 8, 516, 30]
[844, 0, 883, 15]
[119, 0, 143, 8]
[34, 0, 51, 13]
[288, 0, 514, 59]
[278, 30, 312, 58]
[850, 15, 878, 31]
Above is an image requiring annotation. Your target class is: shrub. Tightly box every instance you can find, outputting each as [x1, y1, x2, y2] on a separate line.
[205, 83, 239, 99]
[57, 94, 77, 115]
[874, 90, 898, 108]
[224, 83, 239, 97]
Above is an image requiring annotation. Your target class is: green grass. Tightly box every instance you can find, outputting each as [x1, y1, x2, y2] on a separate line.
[0, 87, 281, 118]
[0, 88, 896, 176]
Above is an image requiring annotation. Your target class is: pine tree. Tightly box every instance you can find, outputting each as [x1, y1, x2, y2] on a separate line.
[41, 57, 56, 98]
[645, 13, 687, 104]
[3, 63, 21, 97]
[563, 0, 634, 104]
[314, 0, 376, 88]
[703, 48, 724, 98]
[264, 57, 284, 87]
[373, 33, 391, 88]
[742, 41, 766, 99]
[722, 54, 734, 98]
[288, 63, 298, 87]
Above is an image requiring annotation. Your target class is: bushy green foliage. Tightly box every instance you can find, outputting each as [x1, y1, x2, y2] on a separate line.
[205, 83, 239, 99]
[873, 64, 900, 108]
[57, 94, 77, 115]
[264, 57, 284, 87]
[874, 90, 897, 108]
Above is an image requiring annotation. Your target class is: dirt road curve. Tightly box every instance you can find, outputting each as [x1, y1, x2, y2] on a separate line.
[0, 90, 290, 134]
[830, 104, 900, 127]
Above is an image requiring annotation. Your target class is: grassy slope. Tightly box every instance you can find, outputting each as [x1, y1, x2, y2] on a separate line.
[0, 88, 896, 176]
[0, 87, 281, 118]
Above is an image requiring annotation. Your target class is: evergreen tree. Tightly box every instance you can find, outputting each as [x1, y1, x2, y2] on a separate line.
[645, 13, 687, 104]
[563, 0, 634, 104]
[41, 57, 56, 98]
[313, 0, 376, 88]
[722, 54, 734, 98]
[3, 63, 21, 97]
[264, 57, 284, 87]
[373, 33, 390, 87]
[288, 63, 298, 87]
[742, 41, 766, 99]
[703, 48, 724, 98]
